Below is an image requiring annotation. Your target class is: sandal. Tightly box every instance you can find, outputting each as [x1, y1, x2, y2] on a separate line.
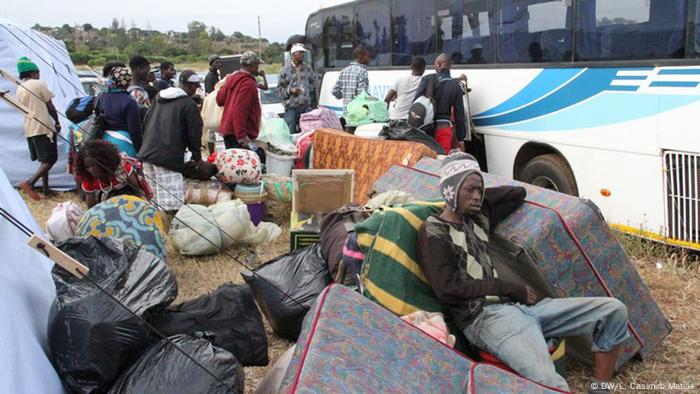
[19, 182, 41, 201]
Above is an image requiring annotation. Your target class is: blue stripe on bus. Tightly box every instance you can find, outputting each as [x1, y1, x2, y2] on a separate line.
[613, 75, 647, 80]
[649, 81, 699, 88]
[475, 68, 620, 126]
[607, 85, 640, 92]
[497, 93, 700, 131]
[657, 69, 700, 75]
[475, 68, 582, 118]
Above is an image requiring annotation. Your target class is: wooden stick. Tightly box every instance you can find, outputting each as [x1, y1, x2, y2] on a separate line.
[26, 234, 89, 278]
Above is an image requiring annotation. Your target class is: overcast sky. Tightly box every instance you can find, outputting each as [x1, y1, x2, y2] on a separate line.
[1, 0, 350, 43]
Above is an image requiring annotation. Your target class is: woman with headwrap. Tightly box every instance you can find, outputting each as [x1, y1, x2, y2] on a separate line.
[99, 66, 142, 157]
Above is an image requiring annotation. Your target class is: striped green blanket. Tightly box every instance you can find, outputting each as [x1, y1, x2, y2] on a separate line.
[356, 201, 446, 317]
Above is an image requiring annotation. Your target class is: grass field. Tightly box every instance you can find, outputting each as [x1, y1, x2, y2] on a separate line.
[22, 191, 700, 393]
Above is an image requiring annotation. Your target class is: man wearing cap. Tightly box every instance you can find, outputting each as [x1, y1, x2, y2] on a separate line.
[417, 152, 630, 394]
[216, 51, 264, 161]
[205, 55, 221, 94]
[277, 44, 318, 133]
[15, 57, 61, 201]
[138, 70, 204, 213]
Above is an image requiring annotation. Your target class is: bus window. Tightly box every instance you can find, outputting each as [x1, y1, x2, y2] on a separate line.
[576, 0, 686, 61]
[497, 0, 573, 63]
[436, 0, 495, 65]
[322, 7, 355, 68]
[692, 1, 700, 58]
[306, 13, 324, 71]
[355, 0, 392, 66]
[392, 0, 437, 65]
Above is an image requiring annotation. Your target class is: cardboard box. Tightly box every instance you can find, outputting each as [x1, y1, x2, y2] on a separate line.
[292, 169, 354, 214]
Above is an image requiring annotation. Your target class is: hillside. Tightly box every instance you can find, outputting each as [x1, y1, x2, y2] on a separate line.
[32, 19, 286, 67]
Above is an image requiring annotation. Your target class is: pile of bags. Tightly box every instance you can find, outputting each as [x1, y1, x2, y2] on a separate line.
[346, 92, 389, 127]
[48, 237, 269, 393]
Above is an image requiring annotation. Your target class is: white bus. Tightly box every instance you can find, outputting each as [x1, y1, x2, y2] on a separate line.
[305, 0, 700, 250]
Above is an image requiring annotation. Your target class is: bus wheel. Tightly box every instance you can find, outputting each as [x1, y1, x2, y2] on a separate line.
[519, 154, 579, 196]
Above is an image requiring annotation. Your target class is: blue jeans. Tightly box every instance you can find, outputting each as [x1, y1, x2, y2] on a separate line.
[462, 297, 629, 391]
[284, 106, 308, 134]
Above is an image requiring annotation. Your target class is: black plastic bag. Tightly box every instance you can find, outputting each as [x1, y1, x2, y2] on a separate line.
[149, 283, 269, 366]
[49, 237, 178, 393]
[241, 244, 330, 340]
[108, 334, 244, 394]
[379, 120, 446, 154]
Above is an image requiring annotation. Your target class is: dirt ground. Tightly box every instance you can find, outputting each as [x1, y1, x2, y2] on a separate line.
[23, 191, 700, 394]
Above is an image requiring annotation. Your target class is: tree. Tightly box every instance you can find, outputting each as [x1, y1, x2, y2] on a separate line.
[82, 23, 93, 32]
[187, 21, 207, 54]
[111, 18, 119, 30]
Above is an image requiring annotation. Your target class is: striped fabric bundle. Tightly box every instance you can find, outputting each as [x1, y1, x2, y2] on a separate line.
[356, 201, 446, 317]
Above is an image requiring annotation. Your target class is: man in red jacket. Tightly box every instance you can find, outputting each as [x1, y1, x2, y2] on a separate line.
[216, 51, 263, 153]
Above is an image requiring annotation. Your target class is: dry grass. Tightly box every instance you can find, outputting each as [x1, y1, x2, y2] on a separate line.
[21, 191, 700, 393]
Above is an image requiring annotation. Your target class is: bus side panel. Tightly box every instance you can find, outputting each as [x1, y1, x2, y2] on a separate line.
[556, 146, 665, 235]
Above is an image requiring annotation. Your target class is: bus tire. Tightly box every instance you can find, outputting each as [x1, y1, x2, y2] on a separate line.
[519, 154, 579, 196]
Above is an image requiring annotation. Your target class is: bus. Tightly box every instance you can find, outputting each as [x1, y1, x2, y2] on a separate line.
[305, 0, 700, 250]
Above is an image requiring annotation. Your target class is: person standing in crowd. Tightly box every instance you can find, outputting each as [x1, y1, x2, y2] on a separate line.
[15, 57, 60, 201]
[155, 61, 176, 92]
[384, 56, 426, 121]
[205, 55, 221, 94]
[127, 55, 152, 118]
[216, 51, 265, 161]
[138, 70, 203, 213]
[277, 44, 318, 133]
[99, 67, 142, 157]
[414, 53, 466, 152]
[331, 46, 370, 119]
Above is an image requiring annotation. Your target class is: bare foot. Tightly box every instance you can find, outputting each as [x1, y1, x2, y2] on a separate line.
[19, 182, 41, 201]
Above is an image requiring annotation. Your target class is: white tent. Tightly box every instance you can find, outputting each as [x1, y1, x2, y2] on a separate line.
[0, 19, 85, 188]
[0, 167, 64, 393]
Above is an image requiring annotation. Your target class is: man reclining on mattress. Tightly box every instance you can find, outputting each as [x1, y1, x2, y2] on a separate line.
[416, 152, 629, 394]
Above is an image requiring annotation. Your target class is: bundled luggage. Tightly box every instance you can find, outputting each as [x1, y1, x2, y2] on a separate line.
[345, 92, 390, 126]
[48, 237, 178, 393]
[108, 334, 244, 394]
[216, 149, 263, 185]
[241, 244, 330, 340]
[149, 283, 269, 367]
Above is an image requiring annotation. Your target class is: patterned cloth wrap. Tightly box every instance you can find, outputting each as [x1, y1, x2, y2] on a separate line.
[75, 195, 166, 260]
[312, 129, 437, 204]
[184, 179, 233, 206]
[216, 148, 262, 185]
[366, 156, 671, 369]
[279, 285, 563, 394]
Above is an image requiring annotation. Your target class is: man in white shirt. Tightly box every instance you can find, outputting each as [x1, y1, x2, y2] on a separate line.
[384, 56, 426, 120]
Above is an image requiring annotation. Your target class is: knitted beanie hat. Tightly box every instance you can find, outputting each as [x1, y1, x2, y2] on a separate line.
[17, 56, 39, 75]
[439, 152, 483, 212]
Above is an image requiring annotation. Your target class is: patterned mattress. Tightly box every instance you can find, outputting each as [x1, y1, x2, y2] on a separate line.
[279, 285, 566, 393]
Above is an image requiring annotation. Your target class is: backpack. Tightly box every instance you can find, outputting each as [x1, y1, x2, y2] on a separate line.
[408, 74, 437, 130]
[65, 95, 95, 124]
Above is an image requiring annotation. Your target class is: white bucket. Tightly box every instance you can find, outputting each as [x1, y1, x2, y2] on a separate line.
[266, 151, 296, 177]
